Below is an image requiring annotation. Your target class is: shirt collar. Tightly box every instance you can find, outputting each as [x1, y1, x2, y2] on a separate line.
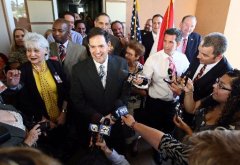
[201, 59, 220, 69]
[58, 40, 69, 48]
[152, 31, 157, 41]
[93, 56, 109, 70]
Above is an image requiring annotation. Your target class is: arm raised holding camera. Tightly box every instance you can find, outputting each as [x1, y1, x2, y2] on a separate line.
[183, 79, 201, 114]
[24, 124, 41, 146]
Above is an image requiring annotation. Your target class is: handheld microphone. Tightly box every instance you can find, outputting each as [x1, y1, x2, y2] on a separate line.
[89, 124, 99, 133]
[111, 101, 129, 122]
[89, 123, 99, 147]
[99, 118, 111, 137]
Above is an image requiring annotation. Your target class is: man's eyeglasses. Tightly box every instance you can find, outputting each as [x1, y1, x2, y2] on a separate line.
[215, 78, 232, 91]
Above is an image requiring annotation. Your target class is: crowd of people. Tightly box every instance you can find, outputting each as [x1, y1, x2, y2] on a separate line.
[0, 10, 240, 165]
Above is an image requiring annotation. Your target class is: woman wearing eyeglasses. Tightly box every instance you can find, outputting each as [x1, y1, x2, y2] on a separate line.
[174, 69, 240, 135]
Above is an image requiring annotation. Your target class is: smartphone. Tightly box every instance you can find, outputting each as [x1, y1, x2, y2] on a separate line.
[175, 103, 183, 118]
[183, 71, 191, 86]
[163, 78, 173, 84]
[184, 76, 189, 86]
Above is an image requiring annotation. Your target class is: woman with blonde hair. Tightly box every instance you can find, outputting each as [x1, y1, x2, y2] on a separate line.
[17, 32, 69, 158]
[9, 27, 28, 69]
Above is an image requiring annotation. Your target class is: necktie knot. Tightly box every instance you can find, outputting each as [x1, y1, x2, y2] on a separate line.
[59, 44, 65, 52]
[59, 44, 66, 62]
[194, 64, 207, 82]
[99, 65, 105, 80]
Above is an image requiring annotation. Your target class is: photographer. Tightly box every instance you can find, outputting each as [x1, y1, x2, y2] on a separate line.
[0, 104, 41, 147]
[0, 67, 41, 147]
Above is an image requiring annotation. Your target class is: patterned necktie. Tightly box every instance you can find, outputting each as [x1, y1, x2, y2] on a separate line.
[59, 44, 66, 62]
[182, 38, 187, 54]
[168, 56, 176, 79]
[99, 65, 105, 80]
[193, 64, 207, 82]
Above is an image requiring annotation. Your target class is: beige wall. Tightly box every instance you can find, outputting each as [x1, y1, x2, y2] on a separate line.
[195, 0, 230, 35]
[126, 0, 198, 34]
[224, 0, 240, 69]
[125, 0, 239, 68]
[194, 0, 239, 69]
[0, 0, 11, 55]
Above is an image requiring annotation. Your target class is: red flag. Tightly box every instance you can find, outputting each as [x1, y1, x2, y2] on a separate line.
[157, 0, 174, 51]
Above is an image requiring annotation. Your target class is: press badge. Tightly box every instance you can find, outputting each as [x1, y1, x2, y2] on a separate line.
[54, 73, 63, 83]
[0, 81, 7, 93]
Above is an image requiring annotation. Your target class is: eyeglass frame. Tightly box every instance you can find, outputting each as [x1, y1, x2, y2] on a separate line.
[215, 78, 232, 91]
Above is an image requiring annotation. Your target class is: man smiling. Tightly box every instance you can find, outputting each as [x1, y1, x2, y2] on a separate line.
[71, 27, 129, 154]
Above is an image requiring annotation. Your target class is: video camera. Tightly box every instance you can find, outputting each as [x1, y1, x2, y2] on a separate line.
[119, 69, 148, 89]
[127, 73, 149, 89]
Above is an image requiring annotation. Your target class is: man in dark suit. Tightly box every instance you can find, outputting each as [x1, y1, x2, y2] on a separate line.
[142, 14, 163, 61]
[71, 27, 130, 153]
[177, 15, 201, 63]
[140, 18, 152, 36]
[185, 32, 232, 101]
[83, 13, 122, 56]
[171, 32, 232, 126]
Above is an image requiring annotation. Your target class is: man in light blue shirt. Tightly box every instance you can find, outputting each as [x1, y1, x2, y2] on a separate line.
[47, 11, 83, 45]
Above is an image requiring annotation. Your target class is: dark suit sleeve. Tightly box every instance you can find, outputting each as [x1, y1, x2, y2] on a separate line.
[49, 60, 70, 103]
[112, 38, 123, 56]
[186, 32, 202, 62]
[17, 63, 44, 121]
[116, 59, 130, 106]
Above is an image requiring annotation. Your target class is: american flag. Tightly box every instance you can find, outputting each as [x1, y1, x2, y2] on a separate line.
[130, 0, 142, 43]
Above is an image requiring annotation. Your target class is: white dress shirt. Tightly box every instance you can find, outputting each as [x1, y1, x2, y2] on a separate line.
[192, 60, 220, 80]
[57, 40, 68, 54]
[152, 31, 157, 41]
[143, 50, 189, 101]
[93, 56, 108, 88]
[177, 37, 188, 53]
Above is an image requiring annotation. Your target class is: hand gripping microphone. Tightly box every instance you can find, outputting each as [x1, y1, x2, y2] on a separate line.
[89, 123, 99, 147]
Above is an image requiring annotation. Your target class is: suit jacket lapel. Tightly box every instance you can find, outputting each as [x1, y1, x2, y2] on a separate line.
[198, 58, 224, 82]
[86, 58, 105, 90]
[105, 56, 114, 91]
[187, 59, 200, 79]
[25, 63, 45, 105]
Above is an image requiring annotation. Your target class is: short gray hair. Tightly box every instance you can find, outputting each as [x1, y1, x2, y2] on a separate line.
[201, 32, 227, 56]
[24, 32, 49, 52]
